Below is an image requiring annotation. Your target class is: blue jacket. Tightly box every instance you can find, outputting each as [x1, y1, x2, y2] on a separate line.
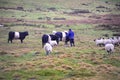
[68, 30, 74, 39]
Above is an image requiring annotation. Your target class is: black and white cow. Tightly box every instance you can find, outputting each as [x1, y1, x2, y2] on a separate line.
[8, 31, 29, 43]
[54, 31, 70, 45]
[42, 34, 59, 47]
[55, 31, 68, 41]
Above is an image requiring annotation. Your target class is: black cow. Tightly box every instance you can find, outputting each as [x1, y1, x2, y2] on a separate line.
[8, 31, 29, 43]
[42, 34, 59, 47]
[55, 32, 63, 41]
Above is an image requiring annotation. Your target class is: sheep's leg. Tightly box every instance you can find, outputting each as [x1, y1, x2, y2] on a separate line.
[107, 50, 110, 55]
[46, 51, 50, 55]
[46, 51, 49, 55]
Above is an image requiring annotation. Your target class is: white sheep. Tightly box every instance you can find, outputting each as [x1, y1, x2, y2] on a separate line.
[111, 37, 119, 46]
[49, 40, 57, 47]
[0, 24, 4, 27]
[105, 43, 114, 54]
[103, 38, 112, 45]
[44, 43, 52, 55]
[94, 38, 104, 46]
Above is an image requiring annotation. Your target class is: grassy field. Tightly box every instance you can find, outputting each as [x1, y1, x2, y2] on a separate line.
[0, 0, 120, 80]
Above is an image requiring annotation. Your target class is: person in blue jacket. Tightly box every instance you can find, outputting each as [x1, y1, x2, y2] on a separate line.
[68, 29, 75, 47]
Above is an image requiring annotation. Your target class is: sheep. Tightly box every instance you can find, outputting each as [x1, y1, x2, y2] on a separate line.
[105, 43, 114, 54]
[111, 37, 119, 46]
[103, 38, 112, 45]
[43, 40, 57, 55]
[94, 38, 104, 46]
[0, 24, 4, 27]
[44, 43, 52, 55]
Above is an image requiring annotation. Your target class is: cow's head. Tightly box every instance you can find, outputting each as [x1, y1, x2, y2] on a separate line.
[25, 31, 29, 36]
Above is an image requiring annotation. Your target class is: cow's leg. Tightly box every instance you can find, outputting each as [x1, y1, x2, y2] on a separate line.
[10, 40, 12, 43]
[60, 38, 62, 41]
[56, 40, 59, 45]
[8, 39, 12, 43]
[20, 39, 23, 43]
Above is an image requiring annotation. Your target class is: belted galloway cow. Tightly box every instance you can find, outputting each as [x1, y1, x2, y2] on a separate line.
[8, 31, 29, 43]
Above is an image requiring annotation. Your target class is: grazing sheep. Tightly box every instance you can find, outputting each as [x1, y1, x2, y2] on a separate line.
[103, 38, 112, 45]
[94, 38, 104, 46]
[111, 37, 119, 46]
[105, 43, 114, 54]
[44, 43, 52, 55]
[0, 24, 4, 27]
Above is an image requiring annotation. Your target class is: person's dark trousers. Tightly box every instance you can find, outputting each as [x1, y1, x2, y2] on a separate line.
[70, 39, 75, 47]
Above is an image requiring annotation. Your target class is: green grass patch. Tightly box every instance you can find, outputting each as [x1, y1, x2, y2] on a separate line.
[0, 69, 66, 80]
[67, 68, 96, 78]
[104, 58, 120, 67]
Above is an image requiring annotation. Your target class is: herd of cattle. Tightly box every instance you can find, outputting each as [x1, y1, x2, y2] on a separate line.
[8, 31, 70, 55]
[7, 31, 120, 55]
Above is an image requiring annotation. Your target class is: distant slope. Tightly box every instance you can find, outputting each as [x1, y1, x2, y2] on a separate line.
[0, 0, 119, 10]
[0, 0, 120, 26]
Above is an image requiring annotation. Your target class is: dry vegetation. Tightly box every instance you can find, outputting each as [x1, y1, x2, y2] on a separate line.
[0, 0, 120, 80]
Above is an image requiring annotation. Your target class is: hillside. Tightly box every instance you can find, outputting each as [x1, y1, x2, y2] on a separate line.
[0, 0, 120, 80]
